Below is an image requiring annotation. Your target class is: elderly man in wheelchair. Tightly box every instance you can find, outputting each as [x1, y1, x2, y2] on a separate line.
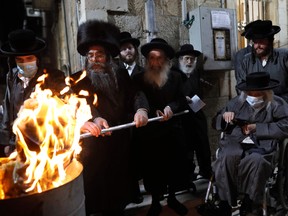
[198, 72, 288, 216]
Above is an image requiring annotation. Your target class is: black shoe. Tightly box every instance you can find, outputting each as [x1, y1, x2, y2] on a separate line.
[240, 195, 253, 216]
[196, 201, 231, 216]
[147, 202, 162, 216]
[167, 197, 188, 215]
[132, 194, 144, 204]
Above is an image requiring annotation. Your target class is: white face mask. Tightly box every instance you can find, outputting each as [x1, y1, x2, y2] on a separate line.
[17, 61, 38, 78]
[246, 95, 264, 108]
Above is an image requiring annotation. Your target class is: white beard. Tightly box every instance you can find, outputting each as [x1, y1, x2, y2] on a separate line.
[179, 63, 195, 76]
[144, 62, 170, 88]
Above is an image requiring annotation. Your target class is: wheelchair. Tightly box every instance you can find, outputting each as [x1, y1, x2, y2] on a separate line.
[199, 137, 288, 216]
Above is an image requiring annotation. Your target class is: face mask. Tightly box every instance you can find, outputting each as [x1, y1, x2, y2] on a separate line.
[246, 95, 264, 108]
[17, 61, 38, 78]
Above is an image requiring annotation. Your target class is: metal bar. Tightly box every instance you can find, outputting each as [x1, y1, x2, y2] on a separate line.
[80, 109, 189, 139]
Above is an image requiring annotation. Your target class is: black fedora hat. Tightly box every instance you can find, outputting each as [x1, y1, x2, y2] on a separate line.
[244, 20, 280, 40]
[240, 21, 254, 39]
[141, 38, 175, 59]
[119, 31, 140, 48]
[0, 29, 46, 56]
[77, 20, 120, 57]
[236, 72, 279, 91]
[175, 44, 201, 58]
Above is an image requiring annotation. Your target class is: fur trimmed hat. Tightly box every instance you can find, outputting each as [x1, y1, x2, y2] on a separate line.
[141, 38, 175, 59]
[0, 29, 46, 56]
[77, 20, 120, 57]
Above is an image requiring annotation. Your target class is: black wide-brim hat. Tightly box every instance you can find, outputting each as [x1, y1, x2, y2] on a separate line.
[119, 31, 140, 48]
[77, 20, 120, 57]
[236, 72, 279, 91]
[240, 21, 255, 39]
[175, 44, 201, 58]
[0, 29, 46, 56]
[141, 38, 175, 59]
[244, 20, 281, 40]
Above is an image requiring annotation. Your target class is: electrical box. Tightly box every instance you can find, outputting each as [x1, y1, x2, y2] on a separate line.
[188, 7, 237, 71]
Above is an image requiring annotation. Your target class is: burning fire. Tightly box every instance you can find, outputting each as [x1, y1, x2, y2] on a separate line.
[0, 73, 93, 199]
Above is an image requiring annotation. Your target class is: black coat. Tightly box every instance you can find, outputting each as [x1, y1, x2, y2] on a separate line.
[117, 60, 144, 79]
[174, 66, 212, 178]
[69, 66, 149, 214]
[133, 69, 188, 194]
[0, 67, 66, 147]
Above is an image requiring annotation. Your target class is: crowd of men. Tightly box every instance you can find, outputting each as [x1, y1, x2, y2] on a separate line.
[1, 18, 288, 216]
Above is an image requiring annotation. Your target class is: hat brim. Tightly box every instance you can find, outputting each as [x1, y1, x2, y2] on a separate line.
[175, 50, 201, 58]
[236, 79, 280, 91]
[246, 26, 281, 39]
[0, 38, 46, 56]
[120, 38, 140, 48]
[141, 43, 175, 59]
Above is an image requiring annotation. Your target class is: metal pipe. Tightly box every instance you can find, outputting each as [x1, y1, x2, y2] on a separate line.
[181, 0, 187, 22]
[144, 0, 157, 42]
[80, 110, 189, 139]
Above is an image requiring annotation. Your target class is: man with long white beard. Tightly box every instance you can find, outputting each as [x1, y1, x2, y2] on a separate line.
[133, 38, 189, 216]
[173, 44, 212, 181]
[69, 20, 149, 216]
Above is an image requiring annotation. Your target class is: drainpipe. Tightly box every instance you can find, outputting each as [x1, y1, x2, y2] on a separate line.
[181, 0, 187, 23]
[62, 0, 72, 75]
[144, 0, 157, 42]
[220, 0, 226, 8]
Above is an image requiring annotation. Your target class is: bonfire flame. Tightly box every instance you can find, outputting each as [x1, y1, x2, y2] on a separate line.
[0, 73, 93, 199]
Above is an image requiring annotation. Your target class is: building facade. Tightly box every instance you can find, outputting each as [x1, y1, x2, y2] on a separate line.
[12, 0, 288, 159]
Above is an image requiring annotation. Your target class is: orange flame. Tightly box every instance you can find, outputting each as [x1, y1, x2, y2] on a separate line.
[0, 73, 93, 198]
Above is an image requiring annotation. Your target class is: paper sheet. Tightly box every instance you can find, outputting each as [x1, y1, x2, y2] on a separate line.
[188, 95, 206, 113]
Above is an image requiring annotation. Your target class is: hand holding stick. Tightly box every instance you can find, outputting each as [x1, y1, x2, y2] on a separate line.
[80, 110, 189, 139]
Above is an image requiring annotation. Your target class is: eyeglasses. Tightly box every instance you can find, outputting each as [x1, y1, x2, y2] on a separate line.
[86, 50, 106, 61]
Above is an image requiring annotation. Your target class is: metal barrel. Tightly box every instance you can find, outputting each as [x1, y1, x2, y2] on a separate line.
[0, 160, 86, 216]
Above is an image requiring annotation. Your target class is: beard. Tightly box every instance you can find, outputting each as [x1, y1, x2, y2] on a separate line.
[86, 60, 119, 99]
[144, 61, 170, 88]
[253, 45, 272, 58]
[179, 63, 195, 75]
[120, 53, 136, 64]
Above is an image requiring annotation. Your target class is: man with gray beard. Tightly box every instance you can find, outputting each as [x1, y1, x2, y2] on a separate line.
[173, 44, 212, 181]
[70, 20, 149, 216]
[133, 38, 189, 216]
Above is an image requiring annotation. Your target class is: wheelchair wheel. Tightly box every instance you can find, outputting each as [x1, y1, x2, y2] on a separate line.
[277, 138, 288, 210]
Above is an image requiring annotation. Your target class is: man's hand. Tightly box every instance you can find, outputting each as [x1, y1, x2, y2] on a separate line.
[156, 106, 173, 121]
[242, 124, 256, 135]
[134, 108, 148, 128]
[223, 112, 235, 123]
[80, 117, 111, 137]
